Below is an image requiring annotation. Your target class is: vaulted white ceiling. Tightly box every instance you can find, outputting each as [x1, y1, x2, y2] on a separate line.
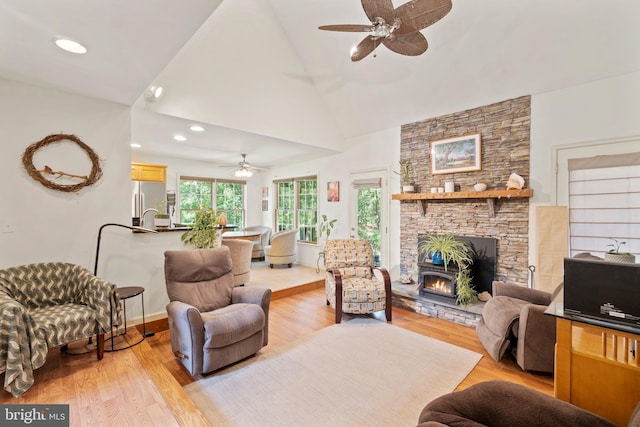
[2, 0, 639, 168]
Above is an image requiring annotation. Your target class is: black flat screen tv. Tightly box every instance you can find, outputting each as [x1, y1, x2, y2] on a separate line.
[563, 257, 640, 327]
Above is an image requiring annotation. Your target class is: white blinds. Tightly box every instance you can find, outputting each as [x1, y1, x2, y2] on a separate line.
[352, 178, 382, 189]
[568, 153, 640, 258]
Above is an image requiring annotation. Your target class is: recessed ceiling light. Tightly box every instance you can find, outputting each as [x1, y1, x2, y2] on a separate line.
[130, 143, 141, 148]
[144, 85, 163, 102]
[173, 134, 187, 142]
[54, 38, 87, 54]
[190, 125, 205, 132]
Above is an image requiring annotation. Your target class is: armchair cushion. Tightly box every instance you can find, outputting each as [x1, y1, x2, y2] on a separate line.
[164, 247, 234, 312]
[202, 303, 264, 348]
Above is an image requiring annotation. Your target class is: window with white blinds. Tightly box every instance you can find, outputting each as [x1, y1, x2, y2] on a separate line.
[568, 152, 640, 258]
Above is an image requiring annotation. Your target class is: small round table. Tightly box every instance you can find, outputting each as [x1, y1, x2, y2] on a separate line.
[106, 286, 146, 352]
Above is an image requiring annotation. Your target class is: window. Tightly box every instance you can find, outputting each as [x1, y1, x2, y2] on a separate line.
[568, 152, 640, 258]
[275, 176, 317, 242]
[179, 176, 245, 226]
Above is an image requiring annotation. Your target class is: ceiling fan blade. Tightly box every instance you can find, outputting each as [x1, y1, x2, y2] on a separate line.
[319, 24, 373, 32]
[351, 35, 381, 61]
[394, 0, 452, 34]
[383, 31, 428, 56]
[361, 0, 395, 23]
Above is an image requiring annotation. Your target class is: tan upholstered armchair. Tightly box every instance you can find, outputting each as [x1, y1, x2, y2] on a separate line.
[264, 229, 298, 268]
[242, 225, 272, 260]
[324, 239, 392, 324]
[0, 262, 119, 397]
[164, 247, 271, 376]
[221, 238, 253, 286]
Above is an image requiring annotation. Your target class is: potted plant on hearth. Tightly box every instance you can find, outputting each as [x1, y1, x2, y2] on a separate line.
[394, 160, 415, 193]
[181, 208, 221, 249]
[418, 233, 477, 307]
[604, 238, 636, 264]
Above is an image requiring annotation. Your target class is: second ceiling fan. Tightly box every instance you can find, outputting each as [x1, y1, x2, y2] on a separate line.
[319, 0, 453, 61]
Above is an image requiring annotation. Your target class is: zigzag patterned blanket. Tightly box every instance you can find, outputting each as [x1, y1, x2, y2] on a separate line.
[0, 263, 119, 397]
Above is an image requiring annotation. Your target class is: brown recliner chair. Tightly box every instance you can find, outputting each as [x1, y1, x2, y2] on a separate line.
[164, 247, 271, 376]
[476, 280, 559, 373]
[476, 252, 604, 373]
[417, 380, 631, 427]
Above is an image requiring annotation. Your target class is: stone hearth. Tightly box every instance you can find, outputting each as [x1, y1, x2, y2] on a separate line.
[392, 281, 483, 327]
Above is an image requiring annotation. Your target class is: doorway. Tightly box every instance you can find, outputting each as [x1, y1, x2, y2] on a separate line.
[349, 169, 389, 268]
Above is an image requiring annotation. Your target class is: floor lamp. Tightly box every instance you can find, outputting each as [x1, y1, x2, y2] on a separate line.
[64, 223, 156, 355]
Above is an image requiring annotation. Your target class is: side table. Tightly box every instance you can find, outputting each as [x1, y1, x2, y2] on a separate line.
[106, 286, 147, 352]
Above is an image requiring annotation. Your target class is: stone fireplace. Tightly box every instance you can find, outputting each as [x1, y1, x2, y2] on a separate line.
[398, 96, 532, 290]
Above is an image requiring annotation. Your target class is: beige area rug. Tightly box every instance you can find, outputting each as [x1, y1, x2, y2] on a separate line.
[185, 318, 482, 427]
[248, 261, 324, 292]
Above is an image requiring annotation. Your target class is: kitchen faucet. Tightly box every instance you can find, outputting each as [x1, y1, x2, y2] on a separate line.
[141, 208, 159, 228]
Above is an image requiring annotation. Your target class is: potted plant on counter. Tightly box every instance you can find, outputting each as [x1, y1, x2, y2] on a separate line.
[604, 238, 636, 264]
[418, 233, 477, 307]
[181, 208, 221, 249]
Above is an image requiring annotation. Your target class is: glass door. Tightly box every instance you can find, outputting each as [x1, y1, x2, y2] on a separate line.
[350, 170, 388, 267]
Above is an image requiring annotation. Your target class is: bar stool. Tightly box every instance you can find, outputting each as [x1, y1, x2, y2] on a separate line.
[106, 286, 146, 352]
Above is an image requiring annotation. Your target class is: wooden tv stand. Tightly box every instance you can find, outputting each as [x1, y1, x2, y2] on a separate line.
[547, 300, 640, 426]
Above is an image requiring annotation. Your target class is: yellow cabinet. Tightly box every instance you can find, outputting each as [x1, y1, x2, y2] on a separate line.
[131, 162, 166, 182]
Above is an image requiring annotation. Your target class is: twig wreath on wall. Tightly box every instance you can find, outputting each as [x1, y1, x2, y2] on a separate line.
[21, 133, 103, 192]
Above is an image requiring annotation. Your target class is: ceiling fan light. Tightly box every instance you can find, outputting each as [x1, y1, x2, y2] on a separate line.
[235, 168, 253, 178]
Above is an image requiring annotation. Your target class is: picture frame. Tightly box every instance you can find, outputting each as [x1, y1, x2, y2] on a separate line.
[261, 186, 269, 198]
[261, 200, 268, 211]
[327, 181, 340, 202]
[431, 133, 481, 175]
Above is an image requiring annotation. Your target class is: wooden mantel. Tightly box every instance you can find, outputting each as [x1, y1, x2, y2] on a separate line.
[391, 189, 533, 217]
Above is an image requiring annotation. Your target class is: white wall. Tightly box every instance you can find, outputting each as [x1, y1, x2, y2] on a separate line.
[0, 78, 131, 268]
[527, 70, 640, 274]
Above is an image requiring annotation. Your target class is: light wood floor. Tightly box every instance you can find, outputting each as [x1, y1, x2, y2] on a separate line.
[0, 286, 553, 426]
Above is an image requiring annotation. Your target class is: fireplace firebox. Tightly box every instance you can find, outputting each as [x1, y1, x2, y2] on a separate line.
[419, 262, 458, 301]
[417, 234, 497, 300]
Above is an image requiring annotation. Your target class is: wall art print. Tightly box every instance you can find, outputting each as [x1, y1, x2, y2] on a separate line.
[327, 181, 339, 202]
[431, 133, 481, 175]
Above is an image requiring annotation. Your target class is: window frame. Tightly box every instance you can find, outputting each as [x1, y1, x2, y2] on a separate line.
[274, 175, 318, 243]
[179, 175, 246, 226]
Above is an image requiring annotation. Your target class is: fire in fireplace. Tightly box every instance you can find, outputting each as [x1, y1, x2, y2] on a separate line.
[419, 263, 458, 301]
[417, 234, 497, 301]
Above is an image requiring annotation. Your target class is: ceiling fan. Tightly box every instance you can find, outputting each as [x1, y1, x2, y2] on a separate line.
[223, 154, 265, 177]
[318, 0, 452, 61]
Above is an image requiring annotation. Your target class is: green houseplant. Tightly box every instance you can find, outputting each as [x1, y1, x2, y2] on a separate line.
[181, 208, 220, 249]
[318, 214, 337, 241]
[604, 238, 636, 264]
[418, 233, 477, 307]
[393, 160, 415, 193]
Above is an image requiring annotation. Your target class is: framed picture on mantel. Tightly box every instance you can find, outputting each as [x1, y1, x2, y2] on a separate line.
[431, 133, 481, 175]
